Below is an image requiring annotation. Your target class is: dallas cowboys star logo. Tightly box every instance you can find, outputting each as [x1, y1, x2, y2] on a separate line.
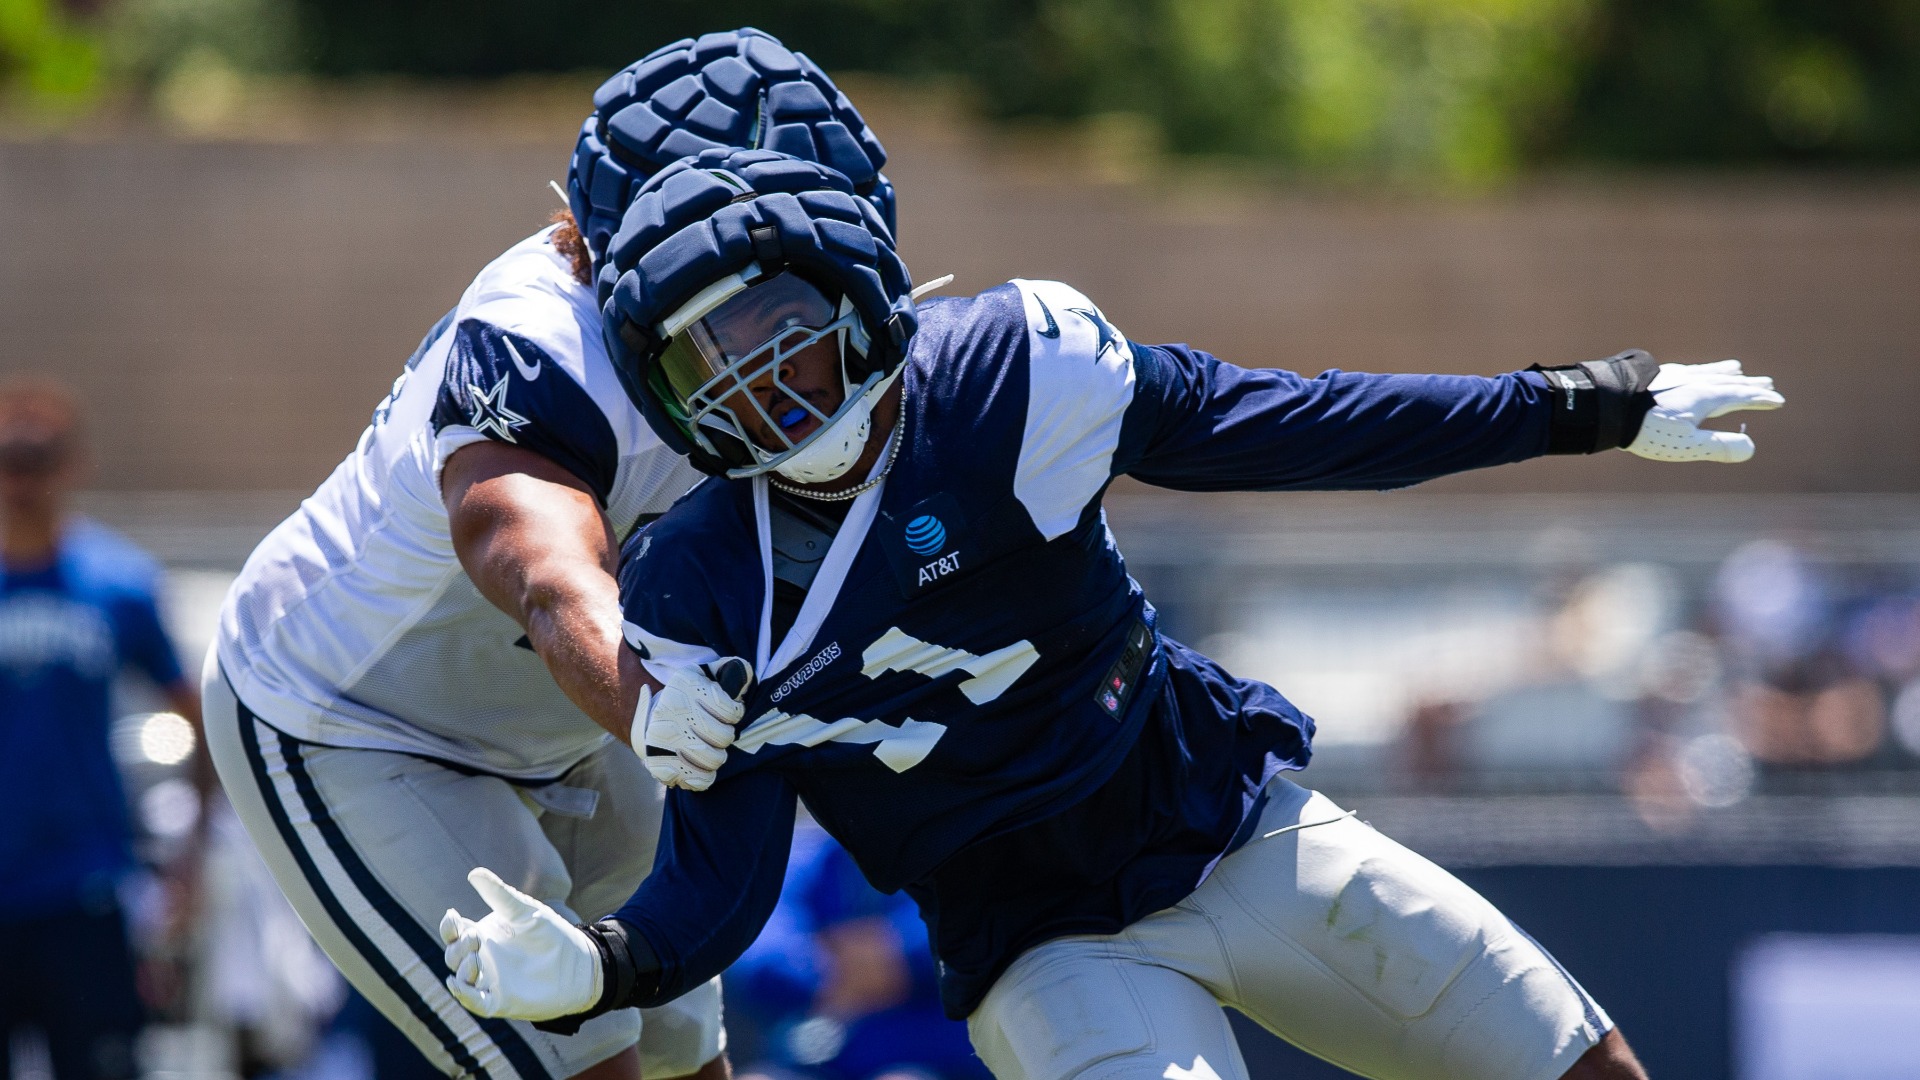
[1068, 307, 1125, 361]
[467, 374, 528, 443]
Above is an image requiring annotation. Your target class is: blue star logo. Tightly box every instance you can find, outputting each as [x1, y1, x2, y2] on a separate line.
[1068, 307, 1124, 361]
[467, 374, 529, 443]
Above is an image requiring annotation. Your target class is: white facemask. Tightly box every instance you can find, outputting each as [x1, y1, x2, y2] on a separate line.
[772, 369, 897, 484]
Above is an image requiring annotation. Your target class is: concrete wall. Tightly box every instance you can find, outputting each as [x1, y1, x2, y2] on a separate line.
[3, 106, 1916, 493]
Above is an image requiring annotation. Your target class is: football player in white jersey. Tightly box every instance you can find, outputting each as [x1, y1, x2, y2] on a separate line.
[200, 31, 896, 1080]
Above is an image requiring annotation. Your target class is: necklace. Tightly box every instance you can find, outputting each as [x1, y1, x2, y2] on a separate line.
[768, 420, 904, 503]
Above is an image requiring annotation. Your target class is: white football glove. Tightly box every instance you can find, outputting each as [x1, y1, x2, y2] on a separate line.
[1625, 360, 1784, 463]
[635, 658, 753, 792]
[440, 868, 601, 1021]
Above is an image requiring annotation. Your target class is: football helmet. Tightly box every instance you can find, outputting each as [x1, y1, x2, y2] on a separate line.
[600, 149, 915, 483]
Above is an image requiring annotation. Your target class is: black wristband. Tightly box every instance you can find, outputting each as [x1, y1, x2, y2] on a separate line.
[530, 919, 663, 1036]
[1529, 349, 1660, 454]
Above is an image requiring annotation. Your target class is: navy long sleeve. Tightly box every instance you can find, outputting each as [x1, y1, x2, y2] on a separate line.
[612, 770, 799, 1006]
[1115, 344, 1555, 492]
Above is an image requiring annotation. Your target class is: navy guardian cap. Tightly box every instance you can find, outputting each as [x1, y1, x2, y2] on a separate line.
[567, 28, 896, 267]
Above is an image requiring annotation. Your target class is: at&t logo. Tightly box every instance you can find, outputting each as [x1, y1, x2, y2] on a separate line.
[904, 515, 947, 556]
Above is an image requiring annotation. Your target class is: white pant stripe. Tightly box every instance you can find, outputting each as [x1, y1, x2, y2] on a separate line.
[244, 716, 546, 1080]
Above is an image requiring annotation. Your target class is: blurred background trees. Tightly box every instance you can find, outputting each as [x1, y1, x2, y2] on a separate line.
[0, 0, 100, 114]
[8, 0, 1920, 181]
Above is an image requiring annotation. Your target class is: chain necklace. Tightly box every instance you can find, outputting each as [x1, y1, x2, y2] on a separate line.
[767, 419, 905, 503]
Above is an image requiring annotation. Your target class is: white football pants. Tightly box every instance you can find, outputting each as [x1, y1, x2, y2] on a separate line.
[968, 778, 1610, 1080]
[204, 656, 725, 1080]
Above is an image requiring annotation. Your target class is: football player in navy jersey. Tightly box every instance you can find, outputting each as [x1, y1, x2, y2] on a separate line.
[440, 151, 1783, 1080]
[202, 34, 895, 1080]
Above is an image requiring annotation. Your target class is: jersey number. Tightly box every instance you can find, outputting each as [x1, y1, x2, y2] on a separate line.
[730, 628, 1039, 773]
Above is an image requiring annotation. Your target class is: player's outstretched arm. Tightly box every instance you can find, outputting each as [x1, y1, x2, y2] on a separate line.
[444, 441, 652, 741]
[1114, 345, 1782, 492]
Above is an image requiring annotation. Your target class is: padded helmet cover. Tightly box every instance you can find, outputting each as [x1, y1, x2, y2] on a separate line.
[566, 28, 896, 264]
[600, 148, 917, 476]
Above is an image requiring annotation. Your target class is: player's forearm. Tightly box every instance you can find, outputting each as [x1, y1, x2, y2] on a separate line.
[445, 442, 651, 742]
[515, 564, 639, 742]
[594, 783, 797, 1013]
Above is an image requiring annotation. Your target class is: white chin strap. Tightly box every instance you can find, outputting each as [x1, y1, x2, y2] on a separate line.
[774, 370, 896, 484]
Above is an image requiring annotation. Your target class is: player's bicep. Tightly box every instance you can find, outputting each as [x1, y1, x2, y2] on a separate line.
[443, 441, 617, 622]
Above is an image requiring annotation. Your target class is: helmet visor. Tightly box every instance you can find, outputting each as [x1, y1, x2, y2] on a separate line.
[652, 271, 863, 472]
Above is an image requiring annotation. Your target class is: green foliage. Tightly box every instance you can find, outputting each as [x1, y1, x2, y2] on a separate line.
[0, 0, 104, 111]
[283, 0, 922, 79]
[17, 0, 1920, 173]
[99, 0, 298, 130]
[104, 0, 299, 84]
[1561, 0, 1920, 162]
[978, 0, 1595, 182]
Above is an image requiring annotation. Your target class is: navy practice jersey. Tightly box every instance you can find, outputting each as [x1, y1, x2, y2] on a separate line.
[615, 279, 1557, 1016]
[0, 522, 183, 918]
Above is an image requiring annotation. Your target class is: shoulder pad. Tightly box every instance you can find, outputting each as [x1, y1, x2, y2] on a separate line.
[1009, 279, 1133, 371]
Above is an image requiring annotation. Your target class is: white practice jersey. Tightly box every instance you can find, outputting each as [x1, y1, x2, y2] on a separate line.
[217, 227, 704, 778]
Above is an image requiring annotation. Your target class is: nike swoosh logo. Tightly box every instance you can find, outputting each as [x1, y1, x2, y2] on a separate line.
[503, 337, 541, 381]
[1033, 294, 1060, 339]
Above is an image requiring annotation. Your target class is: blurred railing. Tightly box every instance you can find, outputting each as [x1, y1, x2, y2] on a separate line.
[1108, 490, 1920, 817]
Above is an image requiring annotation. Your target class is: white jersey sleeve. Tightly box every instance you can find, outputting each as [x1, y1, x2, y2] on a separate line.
[1008, 279, 1138, 540]
[431, 319, 623, 502]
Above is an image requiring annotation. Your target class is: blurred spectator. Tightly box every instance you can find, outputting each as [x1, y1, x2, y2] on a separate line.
[1713, 539, 1887, 769]
[1400, 700, 1465, 791]
[187, 801, 346, 1078]
[1379, 541, 1920, 798]
[1450, 564, 1678, 786]
[1842, 590, 1920, 762]
[727, 824, 990, 1080]
[1623, 630, 1734, 828]
[1842, 590, 1920, 686]
[1714, 539, 1833, 675]
[1551, 564, 1681, 700]
[0, 378, 202, 1080]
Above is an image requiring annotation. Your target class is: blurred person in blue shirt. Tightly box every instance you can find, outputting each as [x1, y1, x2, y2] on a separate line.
[0, 377, 202, 1080]
[728, 824, 990, 1080]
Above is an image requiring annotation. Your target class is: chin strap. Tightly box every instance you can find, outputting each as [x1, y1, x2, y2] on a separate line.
[909, 273, 956, 301]
[1528, 349, 1661, 454]
[530, 918, 662, 1036]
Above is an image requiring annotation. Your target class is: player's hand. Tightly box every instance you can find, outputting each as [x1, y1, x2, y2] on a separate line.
[440, 868, 602, 1021]
[1625, 360, 1784, 463]
[634, 658, 753, 791]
